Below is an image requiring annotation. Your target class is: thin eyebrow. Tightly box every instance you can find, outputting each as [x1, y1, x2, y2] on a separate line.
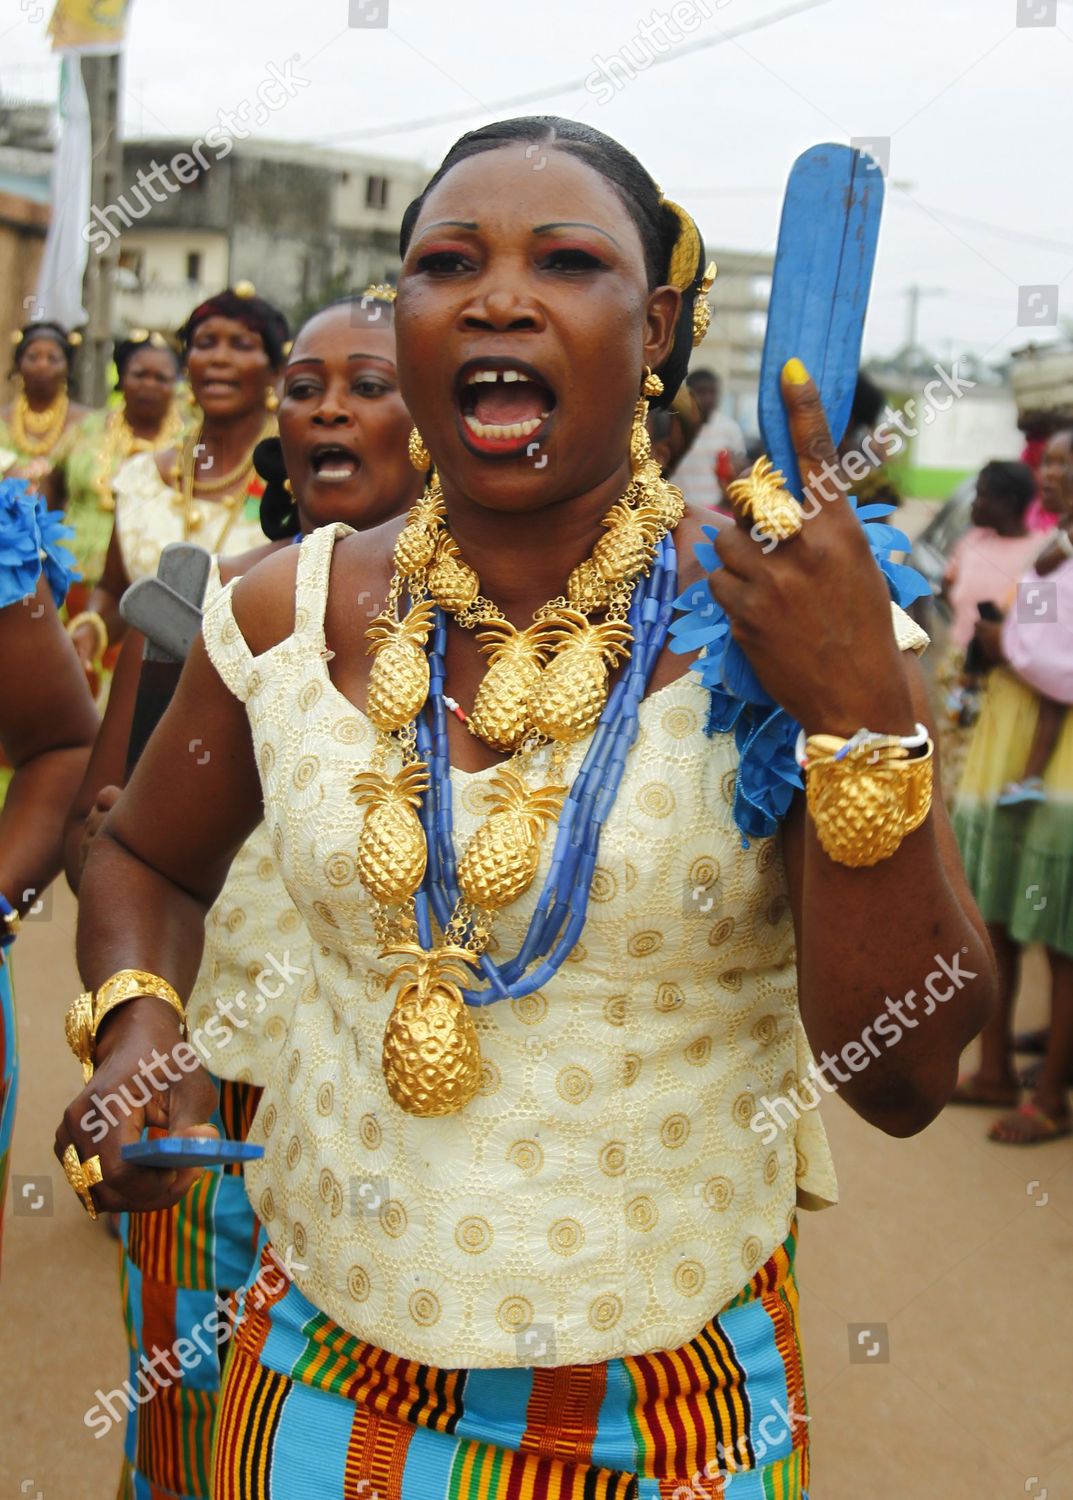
[417, 220, 479, 236]
[532, 222, 622, 249]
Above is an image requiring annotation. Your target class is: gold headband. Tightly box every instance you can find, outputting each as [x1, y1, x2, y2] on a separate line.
[662, 197, 701, 292]
[660, 196, 717, 347]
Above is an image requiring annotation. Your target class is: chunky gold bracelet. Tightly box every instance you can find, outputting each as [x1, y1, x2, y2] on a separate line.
[93, 969, 186, 1039]
[65, 970, 186, 1082]
[66, 610, 108, 659]
[798, 725, 934, 867]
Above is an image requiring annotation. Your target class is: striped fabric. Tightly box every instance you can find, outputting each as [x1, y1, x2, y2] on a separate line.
[213, 1227, 809, 1499]
[117, 1079, 262, 1500]
[0, 957, 16, 1274]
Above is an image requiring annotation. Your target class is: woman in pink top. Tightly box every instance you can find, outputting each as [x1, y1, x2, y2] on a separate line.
[937, 461, 1041, 801]
[944, 461, 1041, 649]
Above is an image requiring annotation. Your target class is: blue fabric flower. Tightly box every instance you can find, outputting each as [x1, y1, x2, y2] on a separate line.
[0, 477, 78, 611]
[669, 499, 929, 843]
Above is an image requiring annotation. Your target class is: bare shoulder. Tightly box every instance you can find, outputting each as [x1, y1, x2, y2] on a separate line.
[218, 538, 282, 586]
[231, 517, 403, 660]
[154, 447, 179, 484]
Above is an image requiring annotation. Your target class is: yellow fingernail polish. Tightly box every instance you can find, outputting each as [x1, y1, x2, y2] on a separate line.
[783, 358, 810, 385]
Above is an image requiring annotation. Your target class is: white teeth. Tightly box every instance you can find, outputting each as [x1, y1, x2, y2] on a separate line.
[463, 413, 545, 440]
[464, 367, 535, 386]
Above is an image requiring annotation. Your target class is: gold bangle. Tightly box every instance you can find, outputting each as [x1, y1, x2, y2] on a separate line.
[92, 969, 186, 1042]
[801, 732, 934, 867]
[66, 610, 108, 658]
[64, 990, 96, 1081]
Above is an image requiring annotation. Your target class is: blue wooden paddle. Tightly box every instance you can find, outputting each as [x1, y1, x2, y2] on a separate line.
[757, 143, 885, 498]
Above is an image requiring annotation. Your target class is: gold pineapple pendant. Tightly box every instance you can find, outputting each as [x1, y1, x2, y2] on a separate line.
[381, 945, 482, 1116]
[394, 493, 444, 575]
[468, 621, 555, 751]
[428, 535, 479, 612]
[351, 762, 430, 903]
[727, 456, 803, 541]
[365, 600, 436, 731]
[567, 558, 612, 614]
[457, 770, 566, 909]
[528, 609, 632, 743]
[592, 500, 663, 583]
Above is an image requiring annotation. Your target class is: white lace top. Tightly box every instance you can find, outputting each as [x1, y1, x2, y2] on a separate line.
[202, 522, 922, 1368]
[186, 563, 307, 1084]
[113, 452, 267, 585]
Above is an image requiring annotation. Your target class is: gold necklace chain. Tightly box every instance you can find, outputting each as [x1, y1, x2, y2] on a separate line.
[95, 402, 186, 512]
[12, 390, 69, 456]
[355, 459, 684, 1117]
[171, 421, 271, 549]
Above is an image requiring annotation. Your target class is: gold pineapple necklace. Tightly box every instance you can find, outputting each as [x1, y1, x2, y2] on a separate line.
[353, 382, 684, 1119]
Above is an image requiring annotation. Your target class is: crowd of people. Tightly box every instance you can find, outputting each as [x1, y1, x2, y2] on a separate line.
[5, 111, 1065, 1498]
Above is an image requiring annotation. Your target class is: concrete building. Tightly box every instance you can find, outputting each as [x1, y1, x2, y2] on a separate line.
[106, 138, 429, 333]
[0, 102, 53, 359]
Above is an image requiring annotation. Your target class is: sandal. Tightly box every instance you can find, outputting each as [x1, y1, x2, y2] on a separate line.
[988, 1101, 1073, 1145]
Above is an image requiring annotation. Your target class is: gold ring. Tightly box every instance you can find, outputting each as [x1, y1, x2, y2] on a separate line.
[82, 1154, 104, 1190]
[61, 1142, 99, 1220]
[726, 455, 804, 541]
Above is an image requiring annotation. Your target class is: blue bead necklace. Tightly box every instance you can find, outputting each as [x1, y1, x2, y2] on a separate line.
[408, 531, 679, 1006]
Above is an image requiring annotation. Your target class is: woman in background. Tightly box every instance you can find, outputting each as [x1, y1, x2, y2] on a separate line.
[50, 330, 187, 607]
[69, 287, 288, 679]
[0, 323, 88, 482]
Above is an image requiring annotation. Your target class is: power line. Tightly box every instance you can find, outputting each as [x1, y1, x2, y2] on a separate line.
[308, 0, 834, 146]
[890, 194, 1073, 258]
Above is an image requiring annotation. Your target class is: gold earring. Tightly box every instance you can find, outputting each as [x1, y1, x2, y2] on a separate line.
[283, 478, 293, 495]
[630, 369, 661, 477]
[408, 427, 430, 472]
[265, 388, 279, 412]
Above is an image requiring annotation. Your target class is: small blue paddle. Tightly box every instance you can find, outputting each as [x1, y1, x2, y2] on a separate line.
[121, 1138, 265, 1169]
[757, 143, 885, 497]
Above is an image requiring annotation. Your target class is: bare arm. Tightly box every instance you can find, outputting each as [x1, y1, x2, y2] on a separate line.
[57, 547, 300, 1211]
[0, 577, 99, 912]
[63, 625, 146, 891]
[711, 368, 996, 1138]
[73, 522, 130, 668]
[782, 653, 994, 1135]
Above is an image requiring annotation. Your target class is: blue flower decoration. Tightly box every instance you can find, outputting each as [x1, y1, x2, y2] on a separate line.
[0, 477, 78, 612]
[669, 499, 929, 843]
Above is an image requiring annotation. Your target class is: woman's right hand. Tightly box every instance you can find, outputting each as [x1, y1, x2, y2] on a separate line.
[54, 998, 220, 1215]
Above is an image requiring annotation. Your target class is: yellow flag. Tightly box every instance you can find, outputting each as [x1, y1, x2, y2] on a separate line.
[48, 0, 131, 53]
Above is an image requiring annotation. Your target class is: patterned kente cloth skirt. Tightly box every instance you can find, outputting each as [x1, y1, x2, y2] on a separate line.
[213, 1227, 809, 1498]
[117, 1080, 262, 1500]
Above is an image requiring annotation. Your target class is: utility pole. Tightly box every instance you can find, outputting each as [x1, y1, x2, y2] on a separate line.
[79, 51, 122, 406]
[901, 284, 945, 387]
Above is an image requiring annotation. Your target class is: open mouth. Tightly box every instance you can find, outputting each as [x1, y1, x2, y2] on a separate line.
[455, 358, 556, 457]
[310, 443, 361, 482]
[200, 379, 239, 399]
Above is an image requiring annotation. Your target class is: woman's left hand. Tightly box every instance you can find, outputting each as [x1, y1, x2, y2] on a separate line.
[707, 361, 916, 738]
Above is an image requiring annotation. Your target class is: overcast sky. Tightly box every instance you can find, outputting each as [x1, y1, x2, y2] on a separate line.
[3, 0, 1072, 362]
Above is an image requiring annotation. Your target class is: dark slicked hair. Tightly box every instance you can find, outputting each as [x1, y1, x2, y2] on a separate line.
[398, 116, 707, 407]
[977, 459, 1037, 517]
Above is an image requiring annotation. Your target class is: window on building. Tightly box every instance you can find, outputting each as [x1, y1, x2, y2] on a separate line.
[186, 251, 202, 284]
[365, 174, 389, 209]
